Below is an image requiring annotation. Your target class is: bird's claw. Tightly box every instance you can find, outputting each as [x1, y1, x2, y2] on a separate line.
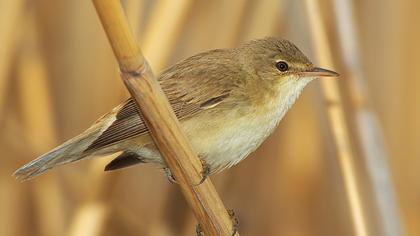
[228, 209, 239, 236]
[194, 159, 210, 186]
[195, 223, 204, 236]
[195, 209, 239, 236]
[164, 167, 178, 184]
[164, 159, 210, 186]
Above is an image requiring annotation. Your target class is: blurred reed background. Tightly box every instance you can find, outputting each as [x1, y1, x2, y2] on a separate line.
[0, 0, 418, 235]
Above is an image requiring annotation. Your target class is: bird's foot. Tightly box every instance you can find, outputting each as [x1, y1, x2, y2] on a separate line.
[195, 223, 204, 236]
[228, 209, 239, 236]
[195, 209, 239, 236]
[194, 159, 210, 186]
[163, 167, 178, 184]
[163, 159, 210, 185]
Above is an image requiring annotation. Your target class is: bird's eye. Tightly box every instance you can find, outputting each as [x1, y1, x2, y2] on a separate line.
[276, 61, 289, 72]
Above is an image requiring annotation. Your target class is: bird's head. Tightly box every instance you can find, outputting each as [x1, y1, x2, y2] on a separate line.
[238, 37, 338, 85]
[233, 37, 339, 109]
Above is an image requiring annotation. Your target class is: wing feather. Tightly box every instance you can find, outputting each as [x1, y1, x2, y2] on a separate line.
[85, 49, 239, 152]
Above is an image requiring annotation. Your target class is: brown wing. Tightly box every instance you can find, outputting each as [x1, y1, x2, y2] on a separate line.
[85, 50, 239, 152]
[85, 100, 147, 151]
[85, 92, 230, 152]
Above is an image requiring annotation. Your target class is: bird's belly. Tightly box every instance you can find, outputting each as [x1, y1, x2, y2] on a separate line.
[182, 111, 277, 173]
[128, 78, 308, 173]
[126, 113, 272, 173]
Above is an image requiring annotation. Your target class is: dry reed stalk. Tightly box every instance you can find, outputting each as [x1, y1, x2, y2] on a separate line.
[92, 0, 236, 235]
[0, 119, 31, 235]
[397, 1, 420, 235]
[117, 0, 146, 101]
[208, 0, 247, 48]
[66, 156, 121, 236]
[68, 1, 193, 234]
[67, 202, 109, 236]
[0, 0, 25, 235]
[332, 0, 404, 235]
[141, 0, 193, 71]
[0, 2, 25, 234]
[304, 1, 369, 236]
[0, 0, 24, 120]
[16, 15, 65, 236]
[0, 172, 26, 236]
[65, 144, 119, 235]
[131, 1, 195, 234]
[241, 0, 284, 41]
[65, 0, 189, 233]
[67, 151, 125, 235]
[17, 19, 57, 153]
[124, 0, 145, 38]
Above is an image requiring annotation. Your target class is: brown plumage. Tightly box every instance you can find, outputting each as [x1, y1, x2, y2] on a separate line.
[14, 37, 338, 181]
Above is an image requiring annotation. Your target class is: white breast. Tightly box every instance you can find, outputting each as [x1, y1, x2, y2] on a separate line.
[196, 77, 315, 173]
[132, 77, 314, 173]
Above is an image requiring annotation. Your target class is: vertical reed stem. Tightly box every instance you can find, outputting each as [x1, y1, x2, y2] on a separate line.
[0, 0, 24, 119]
[332, 0, 404, 235]
[91, 0, 236, 235]
[305, 1, 369, 236]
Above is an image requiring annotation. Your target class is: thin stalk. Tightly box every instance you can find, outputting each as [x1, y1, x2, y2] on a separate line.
[67, 202, 108, 236]
[305, 1, 369, 236]
[332, 0, 404, 235]
[134, 1, 195, 234]
[17, 14, 64, 236]
[66, 158, 118, 236]
[141, 0, 193, 71]
[241, 0, 284, 41]
[92, 0, 236, 235]
[0, 0, 25, 120]
[207, 0, 247, 48]
[124, 0, 144, 38]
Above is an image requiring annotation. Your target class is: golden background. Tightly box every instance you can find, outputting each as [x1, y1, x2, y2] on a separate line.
[0, 0, 418, 235]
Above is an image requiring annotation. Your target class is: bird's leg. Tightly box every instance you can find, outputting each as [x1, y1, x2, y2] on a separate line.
[163, 158, 210, 185]
[163, 159, 211, 186]
[195, 223, 204, 236]
[228, 209, 239, 236]
[195, 158, 210, 186]
[195, 209, 239, 236]
[163, 167, 178, 184]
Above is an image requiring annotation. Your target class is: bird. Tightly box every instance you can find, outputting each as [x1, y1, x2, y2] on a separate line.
[14, 37, 338, 181]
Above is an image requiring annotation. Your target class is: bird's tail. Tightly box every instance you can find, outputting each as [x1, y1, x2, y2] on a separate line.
[13, 121, 108, 181]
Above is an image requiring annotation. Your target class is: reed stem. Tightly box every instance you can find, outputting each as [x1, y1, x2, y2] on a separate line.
[92, 0, 236, 235]
[305, 1, 369, 235]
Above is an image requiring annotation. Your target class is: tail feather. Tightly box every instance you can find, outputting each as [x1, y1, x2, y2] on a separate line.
[13, 120, 110, 181]
[13, 145, 75, 181]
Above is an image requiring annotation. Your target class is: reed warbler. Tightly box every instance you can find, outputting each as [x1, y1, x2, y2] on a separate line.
[14, 37, 338, 181]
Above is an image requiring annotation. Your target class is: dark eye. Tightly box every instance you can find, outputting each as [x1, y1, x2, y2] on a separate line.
[276, 61, 289, 72]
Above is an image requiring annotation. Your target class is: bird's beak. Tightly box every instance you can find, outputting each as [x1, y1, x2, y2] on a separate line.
[300, 67, 339, 78]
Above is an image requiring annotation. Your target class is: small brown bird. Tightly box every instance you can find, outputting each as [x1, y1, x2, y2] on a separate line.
[14, 37, 338, 181]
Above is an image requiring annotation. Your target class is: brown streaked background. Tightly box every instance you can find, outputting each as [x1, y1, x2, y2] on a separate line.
[0, 0, 417, 235]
